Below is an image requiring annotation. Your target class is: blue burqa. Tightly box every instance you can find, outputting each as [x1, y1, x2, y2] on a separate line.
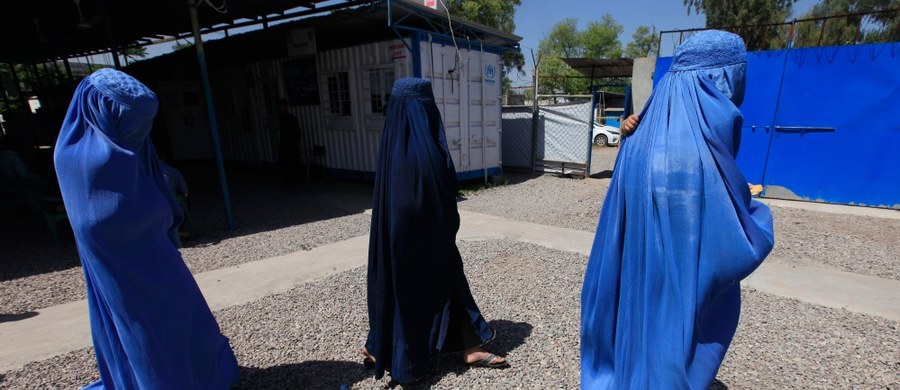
[366, 78, 495, 383]
[580, 31, 775, 389]
[54, 69, 239, 389]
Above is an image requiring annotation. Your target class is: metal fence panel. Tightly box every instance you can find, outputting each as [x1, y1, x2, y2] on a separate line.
[535, 98, 593, 175]
[500, 106, 533, 170]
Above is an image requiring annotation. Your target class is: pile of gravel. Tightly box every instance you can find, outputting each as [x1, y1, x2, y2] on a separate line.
[2, 240, 896, 389]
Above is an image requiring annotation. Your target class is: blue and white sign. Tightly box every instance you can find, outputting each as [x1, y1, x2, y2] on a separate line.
[484, 64, 496, 84]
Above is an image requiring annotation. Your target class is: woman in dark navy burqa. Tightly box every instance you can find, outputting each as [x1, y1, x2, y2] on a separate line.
[54, 69, 239, 389]
[363, 78, 508, 383]
[581, 31, 775, 389]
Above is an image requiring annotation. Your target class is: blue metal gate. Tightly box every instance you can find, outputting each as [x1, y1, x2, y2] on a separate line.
[655, 42, 900, 209]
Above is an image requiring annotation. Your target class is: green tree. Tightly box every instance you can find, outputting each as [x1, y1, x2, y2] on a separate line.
[445, 0, 520, 33]
[537, 15, 624, 95]
[538, 19, 584, 95]
[684, 0, 798, 50]
[624, 25, 660, 58]
[444, 0, 525, 94]
[122, 46, 148, 66]
[582, 15, 623, 59]
[795, 0, 900, 46]
[172, 40, 194, 51]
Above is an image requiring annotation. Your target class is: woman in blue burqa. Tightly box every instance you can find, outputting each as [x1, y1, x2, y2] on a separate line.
[581, 30, 775, 389]
[54, 69, 239, 389]
[362, 78, 508, 383]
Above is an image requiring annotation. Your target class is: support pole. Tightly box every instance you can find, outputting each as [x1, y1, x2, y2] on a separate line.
[530, 50, 541, 174]
[63, 58, 74, 81]
[9, 63, 27, 110]
[102, 0, 121, 69]
[188, 0, 235, 230]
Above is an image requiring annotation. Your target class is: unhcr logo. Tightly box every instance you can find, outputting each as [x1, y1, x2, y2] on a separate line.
[484, 64, 496, 84]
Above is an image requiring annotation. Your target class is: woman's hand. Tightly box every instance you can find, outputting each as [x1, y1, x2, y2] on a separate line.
[621, 114, 640, 136]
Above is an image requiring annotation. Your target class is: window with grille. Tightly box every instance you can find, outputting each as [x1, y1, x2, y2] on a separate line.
[326, 72, 351, 116]
[368, 68, 394, 114]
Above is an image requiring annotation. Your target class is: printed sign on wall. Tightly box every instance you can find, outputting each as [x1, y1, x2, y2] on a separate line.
[484, 64, 496, 84]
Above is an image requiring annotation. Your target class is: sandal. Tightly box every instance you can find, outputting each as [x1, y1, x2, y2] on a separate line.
[467, 353, 510, 369]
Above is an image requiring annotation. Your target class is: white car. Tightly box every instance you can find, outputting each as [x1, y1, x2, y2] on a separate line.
[592, 122, 621, 147]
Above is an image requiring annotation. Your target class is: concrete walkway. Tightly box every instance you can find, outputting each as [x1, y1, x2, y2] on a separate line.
[1, 208, 897, 372]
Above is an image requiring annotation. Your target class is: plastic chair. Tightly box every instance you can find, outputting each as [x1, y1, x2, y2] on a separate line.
[26, 191, 68, 246]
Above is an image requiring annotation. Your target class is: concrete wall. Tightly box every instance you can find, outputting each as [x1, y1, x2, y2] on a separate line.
[631, 57, 656, 114]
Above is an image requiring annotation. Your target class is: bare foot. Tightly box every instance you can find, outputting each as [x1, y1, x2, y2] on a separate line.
[463, 346, 506, 365]
[361, 346, 376, 363]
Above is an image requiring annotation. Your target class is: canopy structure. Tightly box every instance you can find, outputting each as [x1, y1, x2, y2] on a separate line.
[0, 0, 363, 64]
[1, 0, 521, 231]
[561, 58, 634, 79]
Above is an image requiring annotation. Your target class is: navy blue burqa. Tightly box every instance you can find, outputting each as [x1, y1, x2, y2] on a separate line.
[54, 69, 239, 389]
[581, 31, 775, 389]
[366, 78, 494, 383]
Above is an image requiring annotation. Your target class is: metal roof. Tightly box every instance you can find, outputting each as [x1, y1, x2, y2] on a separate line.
[0, 0, 521, 64]
[561, 58, 634, 79]
[0, 0, 353, 63]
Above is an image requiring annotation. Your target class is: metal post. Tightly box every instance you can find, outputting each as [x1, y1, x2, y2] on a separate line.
[586, 87, 595, 179]
[531, 50, 541, 174]
[480, 40, 486, 183]
[188, 0, 235, 230]
[8, 63, 27, 111]
[102, 0, 122, 69]
[63, 58, 74, 81]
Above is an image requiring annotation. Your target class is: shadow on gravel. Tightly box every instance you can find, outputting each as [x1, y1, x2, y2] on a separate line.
[0, 161, 375, 282]
[396, 319, 534, 389]
[589, 170, 613, 179]
[234, 360, 368, 389]
[0, 311, 39, 323]
[710, 379, 730, 389]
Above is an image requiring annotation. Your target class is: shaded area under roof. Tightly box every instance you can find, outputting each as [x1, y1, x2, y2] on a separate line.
[0, 0, 350, 63]
[0, 0, 521, 64]
[561, 58, 634, 79]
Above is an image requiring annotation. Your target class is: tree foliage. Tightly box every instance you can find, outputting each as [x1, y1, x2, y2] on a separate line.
[624, 25, 660, 58]
[122, 47, 148, 66]
[684, 0, 797, 49]
[795, 0, 900, 46]
[444, 0, 521, 33]
[537, 16, 624, 95]
[582, 15, 624, 59]
[444, 0, 525, 93]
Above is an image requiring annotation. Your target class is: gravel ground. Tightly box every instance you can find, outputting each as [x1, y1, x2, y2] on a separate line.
[460, 146, 900, 281]
[1, 240, 896, 389]
[1, 147, 897, 388]
[0, 166, 374, 314]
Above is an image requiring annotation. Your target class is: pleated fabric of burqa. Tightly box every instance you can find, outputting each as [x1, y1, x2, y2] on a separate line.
[580, 30, 775, 389]
[54, 69, 239, 389]
[366, 78, 495, 383]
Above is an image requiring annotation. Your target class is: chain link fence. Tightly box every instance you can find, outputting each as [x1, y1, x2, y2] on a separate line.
[502, 94, 596, 177]
[500, 105, 533, 171]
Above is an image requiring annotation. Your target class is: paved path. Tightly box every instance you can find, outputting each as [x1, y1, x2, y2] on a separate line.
[1, 207, 897, 372]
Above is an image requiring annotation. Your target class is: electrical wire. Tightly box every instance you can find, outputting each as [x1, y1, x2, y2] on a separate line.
[437, 0, 465, 74]
[203, 0, 228, 14]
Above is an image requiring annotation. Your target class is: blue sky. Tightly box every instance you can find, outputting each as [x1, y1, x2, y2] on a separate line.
[132, 0, 820, 86]
[509, 0, 820, 86]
